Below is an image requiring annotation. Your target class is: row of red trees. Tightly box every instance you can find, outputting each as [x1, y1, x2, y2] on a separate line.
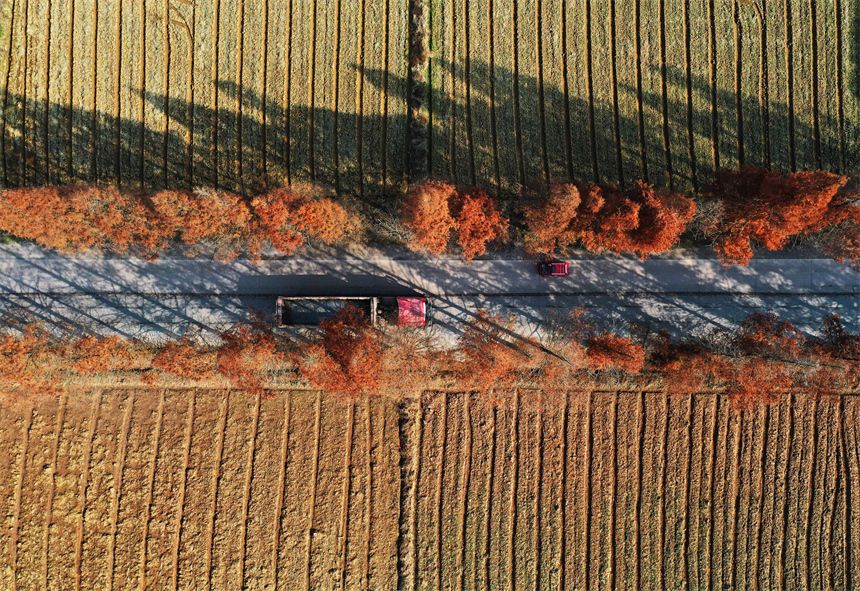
[0, 185, 355, 259]
[2, 309, 856, 408]
[401, 168, 859, 267]
[0, 168, 854, 265]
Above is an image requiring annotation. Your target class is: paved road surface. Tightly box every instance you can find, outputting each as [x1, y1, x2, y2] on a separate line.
[0, 243, 856, 343]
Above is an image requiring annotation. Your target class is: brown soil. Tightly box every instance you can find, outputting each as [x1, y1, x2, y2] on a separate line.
[1, 388, 857, 589]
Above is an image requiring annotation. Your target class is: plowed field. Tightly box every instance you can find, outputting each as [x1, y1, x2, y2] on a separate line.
[1, 388, 858, 589]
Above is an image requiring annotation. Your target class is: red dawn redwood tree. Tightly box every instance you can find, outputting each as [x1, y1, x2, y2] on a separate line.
[450, 188, 509, 261]
[401, 181, 458, 255]
[522, 181, 695, 258]
[704, 167, 859, 266]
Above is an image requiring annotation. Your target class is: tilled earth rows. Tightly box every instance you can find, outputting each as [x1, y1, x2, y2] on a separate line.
[0, 388, 858, 589]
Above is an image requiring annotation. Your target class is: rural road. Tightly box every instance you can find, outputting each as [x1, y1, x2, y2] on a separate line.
[0, 243, 857, 343]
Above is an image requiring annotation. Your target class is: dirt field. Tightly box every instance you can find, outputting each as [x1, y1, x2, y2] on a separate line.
[1, 388, 857, 590]
[0, 0, 855, 196]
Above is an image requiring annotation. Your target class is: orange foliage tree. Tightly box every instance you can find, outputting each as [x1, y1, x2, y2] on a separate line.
[523, 181, 695, 258]
[584, 332, 646, 373]
[68, 335, 142, 374]
[296, 306, 385, 397]
[704, 167, 859, 266]
[152, 336, 218, 379]
[251, 187, 354, 254]
[451, 188, 509, 261]
[216, 312, 287, 395]
[0, 323, 61, 391]
[401, 181, 458, 255]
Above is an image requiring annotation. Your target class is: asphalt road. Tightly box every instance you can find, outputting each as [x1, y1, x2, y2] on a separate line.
[0, 243, 857, 343]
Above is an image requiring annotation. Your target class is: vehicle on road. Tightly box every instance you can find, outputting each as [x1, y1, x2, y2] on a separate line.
[276, 296, 432, 327]
[538, 261, 570, 277]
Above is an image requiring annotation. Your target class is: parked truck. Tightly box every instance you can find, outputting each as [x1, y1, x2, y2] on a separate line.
[276, 296, 432, 328]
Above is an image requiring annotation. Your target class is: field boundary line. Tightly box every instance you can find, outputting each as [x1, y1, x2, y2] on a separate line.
[732, 0, 745, 165]
[808, 0, 821, 168]
[681, 393, 695, 588]
[803, 399, 819, 591]
[354, 0, 365, 195]
[511, 0, 524, 187]
[534, 395, 544, 591]
[584, 0, 597, 182]
[488, 0, 501, 193]
[706, 393, 719, 590]
[381, 0, 391, 183]
[583, 391, 593, 591]
[464, 0, 476, 185]
[0, 0, 15, 186]
[67, 0, 75, 180]
[784, 0, 796, 170]
[658, 0, 672, 189]
[410, 396, 423, 591]
[609, 0, 622, 186]
[338, 398, 355, 589]
[40, 393, 67, 590]
[43, 0, 52, 184]
[136, 0, 145, 182]
[435, 393, 448, 591]
[19, 0, 29, 184]
[112, 0, 122, 179]
[210, 0, 220, 186]
[556, 392, 568, 591]
[73, 390, 102, 591]
[507, 390, 520, 591]
[171, 391, 196, 591]
[307, 0, 317, 180]
[161, 0, 170, 186]
[682, 0, 697, 190]
[235, 0, 245, 192]
[728, 408, 744, 589]
[609, 392, 618, 591]
[536, 0, 548, 185]
[239, 391, 261, 589]
[282, 0, 293, 182]
[778, 394, 795, 589]
[332, 0, 342, 193]
[139, 390, 166, 591]
[107, 394, 134, 591]
[9, 406, 33, 591]
[634, 391, 645, 590]
[658, 392, 669, 589]
[833, 0, 845, 171]
[303, 392, 322, 591]
[260, 0, 269, 183]
[838, 397, 851, 590]
[270, 392, 290, 590]
[634, 0, 647, 181]
[205, 392, 229, 590]
[88, 0, 98, 181]
[457, 394, 473, 591]
[753, 404, 772, 590]
[559, 0, 573, 179]
[482, 404, 497, 591]
[364, 396, 373, 590]
[707, 0, 719, 169]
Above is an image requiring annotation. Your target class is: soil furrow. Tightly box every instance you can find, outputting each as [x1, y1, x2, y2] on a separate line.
[753, 405, 772, 591]
[169, 392, 195, 591]
[338, 398, 355, 589]
[107, 392, 135, 589]
[364, 396, 372, 589]
[36, 393, 65, 591]
[533, 394, 545, 591]
[270, 393, 290, 590]
[456, 394, 472, 591]
[727, 408, 744, 590]
[481, 403, 497, 591]
[440, 393, 465, 591]
[0, 401, 29, 591]
[71, 391, 102, 591]
[237, 391, 261, 586]
[513, 392, 538, 591]
[705, 394, 720, 591]
[243, 392, 283, 591]
[506, 391, 519, 591]
[9, 405, 33, 591]
[204, 392, 228, 590]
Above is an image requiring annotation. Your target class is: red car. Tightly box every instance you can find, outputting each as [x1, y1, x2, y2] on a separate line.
[538, 261, 569, 277]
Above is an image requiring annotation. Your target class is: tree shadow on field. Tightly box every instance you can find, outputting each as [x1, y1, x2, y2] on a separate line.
[0, 75, 412, 200]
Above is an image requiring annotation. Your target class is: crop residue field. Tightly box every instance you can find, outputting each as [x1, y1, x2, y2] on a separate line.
[1, 389, 858, 589]
[0, 0, 856, 195]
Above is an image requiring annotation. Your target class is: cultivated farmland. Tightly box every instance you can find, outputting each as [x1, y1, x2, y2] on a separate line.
[0, 0, 856, 196]
[1, 388, 858, 589]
